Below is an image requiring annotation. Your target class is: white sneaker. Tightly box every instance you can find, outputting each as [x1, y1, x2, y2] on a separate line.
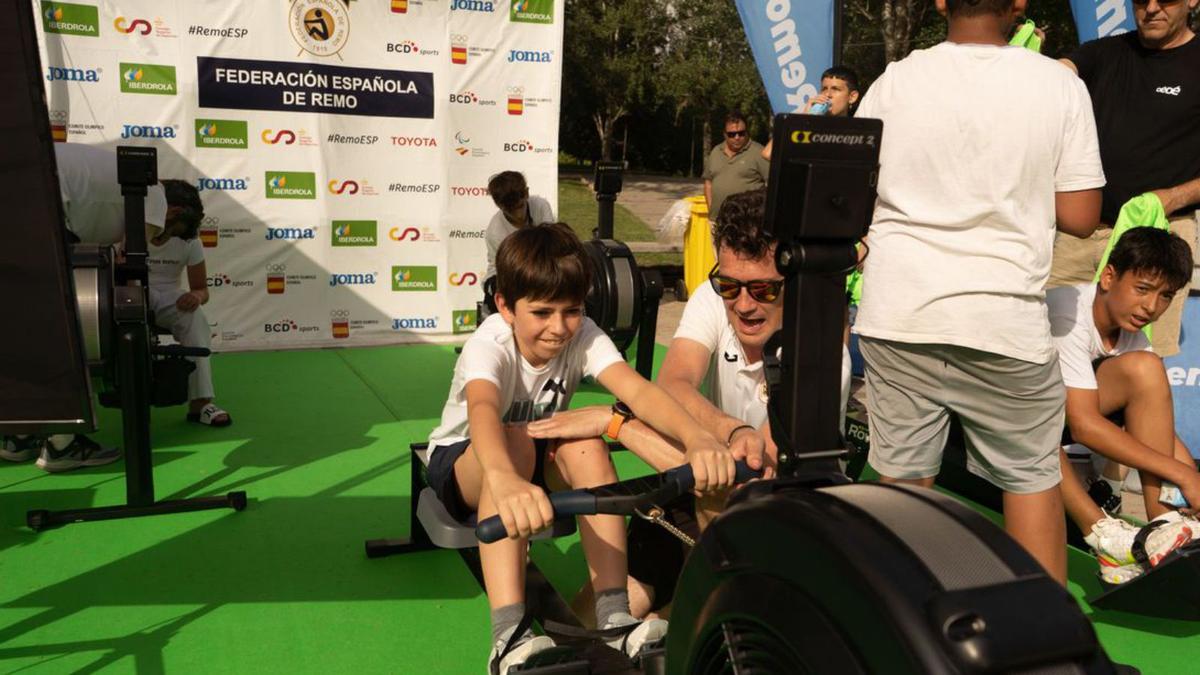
[1084, 514, 1193, 571]
[487, 627, 555, 675]
[601, 612, 668, 659]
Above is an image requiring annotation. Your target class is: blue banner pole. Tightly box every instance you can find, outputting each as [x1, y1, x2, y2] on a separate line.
[1068, 0, 1136, 43]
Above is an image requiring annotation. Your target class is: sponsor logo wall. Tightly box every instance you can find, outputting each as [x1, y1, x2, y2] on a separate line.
[36, 0, 563, 349]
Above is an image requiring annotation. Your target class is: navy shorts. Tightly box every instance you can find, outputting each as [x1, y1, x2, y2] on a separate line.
[426, 437, 551, 524]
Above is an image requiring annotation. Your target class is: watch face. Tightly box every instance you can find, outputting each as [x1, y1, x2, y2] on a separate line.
[613, 401, 634, 418]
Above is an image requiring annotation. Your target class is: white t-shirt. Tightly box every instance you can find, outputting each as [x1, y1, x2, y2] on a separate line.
[1048, 283, 1152, 390]
[147, 237, 204, 288]
[483, 195, 556, 280]
[853, 43, 1105, 364]
[424, 313, 624, 462]
[54, 143, 167, 245]
[674, 281, 852, 431]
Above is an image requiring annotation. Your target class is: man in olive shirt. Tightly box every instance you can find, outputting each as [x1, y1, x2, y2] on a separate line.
[704, 112, 770, 217]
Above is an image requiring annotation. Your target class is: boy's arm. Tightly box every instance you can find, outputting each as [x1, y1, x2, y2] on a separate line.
[525, 405, 687, 472]
[1055, 189, 1102, 238]
[1065, 387, 1200, 506]
[465, 379, 554, 538]
[186, 259, 209, 304]
[596, 360, 755, 491]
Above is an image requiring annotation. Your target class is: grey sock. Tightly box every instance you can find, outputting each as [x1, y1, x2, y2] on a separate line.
[491, 602, 526, 644]
[48, 434, 74, 451]
[595, 588, 631, 628]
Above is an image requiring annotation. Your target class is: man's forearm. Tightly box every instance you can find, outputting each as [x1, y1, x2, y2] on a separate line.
[616, 419, 685, 472]
[1155, 176, 1200, 215]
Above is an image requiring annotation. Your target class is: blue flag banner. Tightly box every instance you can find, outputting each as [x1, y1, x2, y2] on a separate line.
[735, 0, 836, 114]
[1164, 294, 1200, 460]
[1069, 0, 1136, 43]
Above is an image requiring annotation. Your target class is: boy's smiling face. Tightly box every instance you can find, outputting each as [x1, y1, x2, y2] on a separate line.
[1099, 266, 1179, 333]
[498, 295, 585, 368]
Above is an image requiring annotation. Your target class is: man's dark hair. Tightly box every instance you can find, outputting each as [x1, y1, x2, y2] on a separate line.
[821, 65, 860, 93]
[487, 171, 528, 212]
[161, 179, 203, 240]
[712, 188, 776, 261]
[496, 222, 591, 306]
[1108, 227, 1194, 292]
[724, 111, 748, 128]
[945, 0, 1014, 17]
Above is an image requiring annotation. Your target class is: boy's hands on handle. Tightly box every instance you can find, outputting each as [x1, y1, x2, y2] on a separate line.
[485, 470, 555, 541]
[476, 460, 764, 543]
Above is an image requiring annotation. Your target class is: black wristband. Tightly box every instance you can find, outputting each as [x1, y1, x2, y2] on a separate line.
[727, 424, 755, 445]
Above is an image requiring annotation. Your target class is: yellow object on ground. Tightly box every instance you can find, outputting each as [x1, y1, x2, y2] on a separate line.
[684, 196, 717, 296]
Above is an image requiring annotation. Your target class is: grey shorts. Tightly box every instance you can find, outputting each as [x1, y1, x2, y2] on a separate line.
[860, 337, 1065, 494]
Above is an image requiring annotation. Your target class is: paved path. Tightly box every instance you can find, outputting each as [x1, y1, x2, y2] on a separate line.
[574, 171, 703, 234]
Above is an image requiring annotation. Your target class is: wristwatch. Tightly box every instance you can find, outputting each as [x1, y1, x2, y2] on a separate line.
[605, 401, 635, 440]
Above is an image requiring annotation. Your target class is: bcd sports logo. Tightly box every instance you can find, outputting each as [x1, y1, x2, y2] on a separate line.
[196, 119, 248, 149]
[511, 0, 554, 25]
[503, 139, 552, 154]
[288, 0, 349, 58]
[387, 39, 439, 57]
[42, 2, 100, 37]
[119, 63, 177, 95]
[264, 318, 321, 335]
[266, 172, 317, 199]
[392, 266, 437, 292]
[332, 220, 378, 247]
[121, 123, 177, 139]
[453, 309, 478, 334]
[450, 90, 497, 107]
[206, 273, 253, 289]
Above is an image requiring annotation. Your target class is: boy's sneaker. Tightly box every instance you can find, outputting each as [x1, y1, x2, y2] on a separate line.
[1084, 514, 1193, 572]
[601, 612, 668, 660]
[1, 436, 44, 463]
[488, 627, 555, 675]
[35, 435, 120, 473]
[1097, 561, 1144, 586]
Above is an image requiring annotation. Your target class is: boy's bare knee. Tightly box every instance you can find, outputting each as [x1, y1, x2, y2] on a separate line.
[502, 425, 539, 478]
[555, 437, 616, 487]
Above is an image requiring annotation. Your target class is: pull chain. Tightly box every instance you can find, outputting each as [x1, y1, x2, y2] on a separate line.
[634, 505, 695, 548]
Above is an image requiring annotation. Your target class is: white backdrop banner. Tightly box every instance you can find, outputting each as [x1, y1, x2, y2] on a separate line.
[36, 0, 563, 350]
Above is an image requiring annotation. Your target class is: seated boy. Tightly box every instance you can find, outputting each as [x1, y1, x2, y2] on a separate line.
[148, 180, 231, 427]
[424, 222, 753, 674]
[1048, 227, 1198, 584]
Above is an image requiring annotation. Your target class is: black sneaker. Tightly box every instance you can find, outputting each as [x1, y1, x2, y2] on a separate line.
[36, 435, 120, 473]
[1, 436, 45, 463]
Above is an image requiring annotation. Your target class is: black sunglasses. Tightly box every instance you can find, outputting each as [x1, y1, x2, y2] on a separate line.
[708, 264, 783, 302]
[1131, 0, 1184, 4]
[725, 130, 748, 138]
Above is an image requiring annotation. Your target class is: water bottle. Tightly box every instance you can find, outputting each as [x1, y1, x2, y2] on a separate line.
[809, 100, 830, 116]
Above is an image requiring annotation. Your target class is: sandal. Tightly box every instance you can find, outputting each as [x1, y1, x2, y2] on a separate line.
[187, 403, 232, 427]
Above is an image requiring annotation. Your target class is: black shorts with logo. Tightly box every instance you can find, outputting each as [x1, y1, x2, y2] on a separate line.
[426, 437, 550, 523]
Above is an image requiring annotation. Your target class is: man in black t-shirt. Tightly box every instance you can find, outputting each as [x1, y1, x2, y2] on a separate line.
[1052, 0, 1200, 357]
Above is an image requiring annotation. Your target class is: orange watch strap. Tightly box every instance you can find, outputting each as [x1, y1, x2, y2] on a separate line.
[605, 412, 626, 440]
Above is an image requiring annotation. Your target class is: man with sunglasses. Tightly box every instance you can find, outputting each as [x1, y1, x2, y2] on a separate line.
[622, 188, 851, 617]
[1054, 0, 1200, 358]
[703, 112, 770, 218]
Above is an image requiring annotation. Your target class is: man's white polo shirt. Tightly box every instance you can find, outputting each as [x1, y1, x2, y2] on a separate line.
[673, 281, 850, 431]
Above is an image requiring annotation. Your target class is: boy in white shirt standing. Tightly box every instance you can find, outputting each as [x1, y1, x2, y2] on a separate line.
[147, 180, 230, 427]
[1048, 228, 1197, 583]
[853, 0, 1106, 584]
[424, 222, 756, 674]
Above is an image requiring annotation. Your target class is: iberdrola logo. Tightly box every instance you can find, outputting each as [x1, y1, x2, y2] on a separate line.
[392, 266, 437, 292]
[42, 2, 100, 37]
[265, 171, 317, 199]
[510, 0, 553, 25]
[453, 310, 478, 334]
[195, 119, 248, 149]
[119, 62, 176, 95]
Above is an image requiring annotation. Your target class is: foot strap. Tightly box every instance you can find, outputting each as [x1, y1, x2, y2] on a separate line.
[1132, 519, 1166, 568]
[492, 612, 538, 675]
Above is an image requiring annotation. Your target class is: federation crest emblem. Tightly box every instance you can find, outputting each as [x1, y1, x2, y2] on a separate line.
[289, 0, 350, 59]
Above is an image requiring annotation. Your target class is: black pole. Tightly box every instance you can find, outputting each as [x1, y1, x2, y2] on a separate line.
[834, 0, 845, 66]
[593, 161, 624, 240]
